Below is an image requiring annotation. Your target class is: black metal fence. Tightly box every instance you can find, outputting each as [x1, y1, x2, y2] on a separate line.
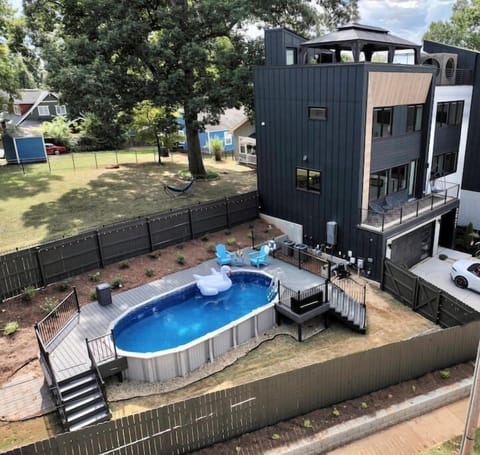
[382, 258, 480, 327]
[5, 320, 480, 455]
[0, 192, 259, 301]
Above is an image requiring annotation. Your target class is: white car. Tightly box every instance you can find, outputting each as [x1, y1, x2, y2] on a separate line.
[451, 259, 480, 292]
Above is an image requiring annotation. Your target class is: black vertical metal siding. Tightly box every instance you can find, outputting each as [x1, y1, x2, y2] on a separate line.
[255, 64, 366, 251]
[264, 29, 306, 66]
[371, 133, 422, 171]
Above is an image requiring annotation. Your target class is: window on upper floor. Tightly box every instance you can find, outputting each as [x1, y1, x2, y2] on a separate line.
[436, 101, 464, 127]
[296, 167, 321, 193]
[372, 107, 392, 138]
[308, 107, 327, 121]
[286, 48, 297, 65]
[406, 105, 423, 132]
[37, 105, 50, 116]
[55, 105, 67, 116]
[369, 162, 413, 201]
[431, 152, 457, 178]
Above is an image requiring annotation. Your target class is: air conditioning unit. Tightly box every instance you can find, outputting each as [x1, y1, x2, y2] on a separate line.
[420, 53, 457, 86]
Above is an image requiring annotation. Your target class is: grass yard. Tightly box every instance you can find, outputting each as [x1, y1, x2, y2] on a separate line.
[422, 429, 480, 454]
[0, 149, 256, 253]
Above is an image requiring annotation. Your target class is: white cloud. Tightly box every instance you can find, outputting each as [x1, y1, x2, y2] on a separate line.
[359, 0, 455, 43]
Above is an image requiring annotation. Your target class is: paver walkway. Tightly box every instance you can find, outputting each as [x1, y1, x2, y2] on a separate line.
[329, 397, 472, 455]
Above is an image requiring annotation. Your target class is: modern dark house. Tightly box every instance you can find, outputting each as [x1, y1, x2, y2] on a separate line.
[254, 24, 479, 281]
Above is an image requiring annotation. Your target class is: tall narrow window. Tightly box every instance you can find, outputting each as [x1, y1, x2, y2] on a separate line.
[286, 48, 297, 65]
[296, 168, 321, 193]
[373, 107, 392, 138]
[407, 105, 423, 132]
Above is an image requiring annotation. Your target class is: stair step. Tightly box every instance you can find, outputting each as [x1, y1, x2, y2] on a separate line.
[59, 374, 96, 395]
[62, 383, 99, 402]
[66, 401, 107, 425]
[64, 392, 103, 413]
[69, 410, 110, 432]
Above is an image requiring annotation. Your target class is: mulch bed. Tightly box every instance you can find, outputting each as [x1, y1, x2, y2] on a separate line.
[193, 362, 474, 454]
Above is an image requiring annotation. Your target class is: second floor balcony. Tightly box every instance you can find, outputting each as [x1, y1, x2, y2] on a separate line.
[361, 182, 460, 232]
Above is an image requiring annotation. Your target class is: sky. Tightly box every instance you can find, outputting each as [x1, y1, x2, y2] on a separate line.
[6, 0, 456, 45]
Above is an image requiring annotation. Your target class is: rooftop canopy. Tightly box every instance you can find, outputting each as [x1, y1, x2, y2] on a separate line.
[300, 23, 421, 64]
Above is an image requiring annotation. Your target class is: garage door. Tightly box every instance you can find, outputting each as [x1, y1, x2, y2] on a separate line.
[390, 222, 434, 268]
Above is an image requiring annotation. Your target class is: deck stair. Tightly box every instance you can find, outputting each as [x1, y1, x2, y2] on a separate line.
[328, 284, 367, 333]
[57, 369, 110, 432]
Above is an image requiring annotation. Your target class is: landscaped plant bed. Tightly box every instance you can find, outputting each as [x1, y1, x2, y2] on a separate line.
[192, 363, 474, 455]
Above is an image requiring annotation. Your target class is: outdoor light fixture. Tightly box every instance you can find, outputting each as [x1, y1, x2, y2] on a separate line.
[261, 121, 266, 126]
[302, 155, 308, 162]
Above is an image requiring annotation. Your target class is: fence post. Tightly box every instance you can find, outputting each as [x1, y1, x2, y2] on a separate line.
[111, 330, 118, 359]
[96, 230, 105, 268]
[225, 197, 231, 229]
[146, 217, 154, 252]
[35, 247, 46, 287]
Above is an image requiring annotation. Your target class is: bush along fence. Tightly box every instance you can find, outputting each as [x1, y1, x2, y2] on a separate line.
[0, 191, 259, 301]
[4, 320, 480, 455]
[382, 258, 480, 327]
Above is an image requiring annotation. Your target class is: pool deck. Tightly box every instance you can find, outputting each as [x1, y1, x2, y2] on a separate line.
[49, 256, 324, 382]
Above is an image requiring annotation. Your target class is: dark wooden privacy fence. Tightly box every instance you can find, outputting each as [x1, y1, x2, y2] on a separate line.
[382, 258, 480, 327]
[5, 320, 479, 455]
[0, 192, 259, 300]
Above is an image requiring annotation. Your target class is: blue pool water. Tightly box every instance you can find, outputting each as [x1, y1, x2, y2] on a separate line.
[113, 272, 273, 353]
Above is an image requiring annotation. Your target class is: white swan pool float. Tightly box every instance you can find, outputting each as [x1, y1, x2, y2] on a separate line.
[193, 266, 232, 296]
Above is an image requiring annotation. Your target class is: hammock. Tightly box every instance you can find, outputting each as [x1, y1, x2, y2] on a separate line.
[163, 179, 194, 196]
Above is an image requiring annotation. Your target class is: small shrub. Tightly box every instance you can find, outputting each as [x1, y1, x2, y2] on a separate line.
[56, 281, 70, 292]
[235, 447, 241, 454]
[247, 232, 254, 239]
[40, 297, 59, 315]
[388, 393, 393, 399]
[224, 229, 231, 236]
[145, 268, 154, 277]
[3, 321, 19, 336]
[176, 254, 185, 265]
[303, 419, 313, 429]
[119, 262, 130, 269]
[360, 402, 368, 409]
[90, 289, 98, 301]
[332, 407, 340, 417]
[439, 254, 448, 261]
[89, 272, 101, 282]
[176, 243, 184, 250]
[226, 237, 237, 246]
[147, 252, 159, 259]
[271, 433, 280, 440]
[439, 369, 450, 379]
[206, 242, 216, 253]
[22, 286, 35, 302]
[200, 234, 209, 242]
[111, 277, 123, 289]
[411, 385, 416, 393]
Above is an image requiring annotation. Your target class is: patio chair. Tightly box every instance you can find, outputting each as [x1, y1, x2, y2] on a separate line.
[249, 245, 271, 268]
[215, 244, 235, 266]
[163, 179, 194, 197]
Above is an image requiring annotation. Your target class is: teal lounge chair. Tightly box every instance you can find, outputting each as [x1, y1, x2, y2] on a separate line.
[216, 244, 235, 266]
[249, 245, 271, 268]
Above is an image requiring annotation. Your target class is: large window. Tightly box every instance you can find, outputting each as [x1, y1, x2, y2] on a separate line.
[286, 48, 297, 65]
[406, 105, 423, 132]
[431, 152, 457, 178]
[369, 162, 413, 201]
[372, 107, 392, 138]
[296, 168, 321, 193]
[436, 101, 463, 127]
[37, 105, 50, 116]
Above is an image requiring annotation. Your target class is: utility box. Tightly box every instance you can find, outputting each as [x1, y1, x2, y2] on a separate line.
[96, 283, 112, 306]
[327, 221, 337, 245]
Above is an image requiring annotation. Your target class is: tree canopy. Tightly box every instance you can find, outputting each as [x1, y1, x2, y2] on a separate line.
[24, 0, 358, 176]
[424, 0, 480, 50]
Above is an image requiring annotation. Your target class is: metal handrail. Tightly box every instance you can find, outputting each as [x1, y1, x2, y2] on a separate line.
[86, 331, 118, 365]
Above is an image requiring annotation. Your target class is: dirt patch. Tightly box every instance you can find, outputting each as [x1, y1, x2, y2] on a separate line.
[0, 219, 282, 385]
[192, 363, 474, 454]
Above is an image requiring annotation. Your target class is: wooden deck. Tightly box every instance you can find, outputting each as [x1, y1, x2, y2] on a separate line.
[50, 256, 325, 382]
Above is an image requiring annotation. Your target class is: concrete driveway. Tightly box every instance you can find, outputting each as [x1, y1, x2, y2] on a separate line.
[410, 247, 480, 312]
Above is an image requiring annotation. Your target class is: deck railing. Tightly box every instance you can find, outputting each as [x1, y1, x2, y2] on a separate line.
[34, 288, 80, 349]
[86, 331, 119, 365]
[331, 276, 367, 307]
[272, 245, 329, 279]
[361, 183, 459, 231]
[278, 282, 328, 307]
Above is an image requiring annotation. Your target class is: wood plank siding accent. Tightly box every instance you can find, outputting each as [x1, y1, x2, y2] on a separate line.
[362, 72, 433, 219]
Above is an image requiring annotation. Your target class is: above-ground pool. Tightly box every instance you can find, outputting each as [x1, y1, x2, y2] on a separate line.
[111, 271, 276, 382]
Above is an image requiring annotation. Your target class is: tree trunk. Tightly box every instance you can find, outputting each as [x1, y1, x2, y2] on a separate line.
[184, 114, 207, 177]
[154, 133, 162, 164]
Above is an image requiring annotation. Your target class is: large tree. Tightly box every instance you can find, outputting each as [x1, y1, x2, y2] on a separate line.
[424, 0, 480, 50]
[25, 0, 357, 176]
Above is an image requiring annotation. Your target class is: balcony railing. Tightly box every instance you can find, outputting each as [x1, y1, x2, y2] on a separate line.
[360, 182, 459, 232]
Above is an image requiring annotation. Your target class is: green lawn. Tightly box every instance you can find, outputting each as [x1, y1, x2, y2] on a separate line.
[0, 149, 256, 253]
